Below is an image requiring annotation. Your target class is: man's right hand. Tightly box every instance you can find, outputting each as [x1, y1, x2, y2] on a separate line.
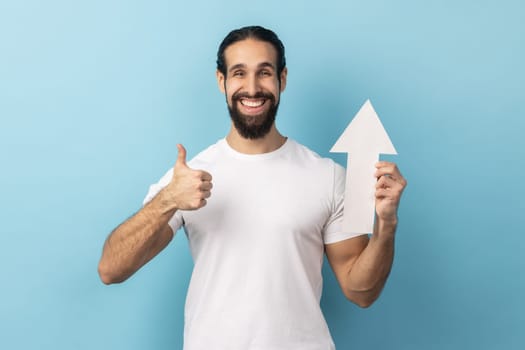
[164, 144, 213, 210]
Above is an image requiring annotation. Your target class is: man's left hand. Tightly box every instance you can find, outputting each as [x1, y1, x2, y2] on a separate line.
[374, 161, 407, 224]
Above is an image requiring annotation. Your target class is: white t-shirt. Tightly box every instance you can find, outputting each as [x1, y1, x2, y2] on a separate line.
[144, 138, 362, 350]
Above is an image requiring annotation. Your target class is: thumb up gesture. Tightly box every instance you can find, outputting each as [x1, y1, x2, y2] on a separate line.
[165, 144, 213, 210]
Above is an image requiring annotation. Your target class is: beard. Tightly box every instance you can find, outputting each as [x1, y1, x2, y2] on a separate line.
[227, 90, 280, 140]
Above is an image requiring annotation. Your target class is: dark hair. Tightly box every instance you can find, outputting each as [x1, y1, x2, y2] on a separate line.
[216, 26, 286, 78]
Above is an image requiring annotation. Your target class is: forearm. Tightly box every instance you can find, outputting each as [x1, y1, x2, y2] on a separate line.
[345, 219, 396, 305]
[98, 188, 177, 284]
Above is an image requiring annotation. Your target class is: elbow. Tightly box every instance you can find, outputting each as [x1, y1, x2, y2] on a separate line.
[98, 260, 126, 285]
[98, 262, 114, 285]
[99, 272, 115, 285]
[353, 297, 376, 309]
[343, 289, 379, 309]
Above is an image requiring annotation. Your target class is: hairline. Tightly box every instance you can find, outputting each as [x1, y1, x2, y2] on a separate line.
[216, 26, 286, 80]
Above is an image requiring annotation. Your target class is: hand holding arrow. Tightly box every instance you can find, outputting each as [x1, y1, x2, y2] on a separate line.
[330, 100, 397, 234]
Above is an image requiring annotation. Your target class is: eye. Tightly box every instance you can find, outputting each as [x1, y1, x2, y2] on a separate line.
[259, 70, 272, 77]
[232, 70, 244, 77]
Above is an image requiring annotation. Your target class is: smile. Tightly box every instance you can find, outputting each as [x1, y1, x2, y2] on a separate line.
[240, 99, 266, 108]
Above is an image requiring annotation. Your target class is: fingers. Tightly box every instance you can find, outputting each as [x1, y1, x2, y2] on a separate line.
[169, 144, 214, 210]
[374, 161, 407, 187]
[199, 180, 213, 191]
[175, 144, 212, 180]
[176, 144, 187, 168]
[374, 162, 407, 200]
[375, 176, 403, 198]
[375, 161, 397, 178]
[200, 171, 212, 182]
[192, 185, 212, 209]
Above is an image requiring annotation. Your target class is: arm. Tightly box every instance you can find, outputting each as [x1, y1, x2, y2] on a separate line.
[98, 144, 213, 284]
[325, 161, 406, 308]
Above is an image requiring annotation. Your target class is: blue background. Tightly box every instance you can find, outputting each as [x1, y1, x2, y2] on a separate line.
[1, 0, 523, 349]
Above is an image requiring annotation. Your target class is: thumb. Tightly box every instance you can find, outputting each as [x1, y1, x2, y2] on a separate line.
[175, 144, 188, 168]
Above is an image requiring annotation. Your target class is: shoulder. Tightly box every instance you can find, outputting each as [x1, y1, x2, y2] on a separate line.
[286, 139, 345, 174]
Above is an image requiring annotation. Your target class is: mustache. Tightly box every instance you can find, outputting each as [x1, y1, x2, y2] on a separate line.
[232, 91, 275, 101]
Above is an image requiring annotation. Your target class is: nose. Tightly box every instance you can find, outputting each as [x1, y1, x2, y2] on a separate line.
[245, 73, 261, 96]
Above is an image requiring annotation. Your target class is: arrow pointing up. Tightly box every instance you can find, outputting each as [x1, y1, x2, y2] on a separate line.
[330, 99, 397, 234]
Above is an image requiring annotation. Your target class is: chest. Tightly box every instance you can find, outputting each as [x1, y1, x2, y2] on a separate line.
[181, 160, 334, 244]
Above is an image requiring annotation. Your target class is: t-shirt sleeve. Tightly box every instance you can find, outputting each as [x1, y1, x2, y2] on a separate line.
[323, 162, 368, 244]
[142, 168, 184, 233]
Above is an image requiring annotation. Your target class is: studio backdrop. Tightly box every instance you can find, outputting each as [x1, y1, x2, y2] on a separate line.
[1, 0, 523, 349]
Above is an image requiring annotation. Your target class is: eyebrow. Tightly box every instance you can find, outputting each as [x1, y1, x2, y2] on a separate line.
[228, 62, 276, 73]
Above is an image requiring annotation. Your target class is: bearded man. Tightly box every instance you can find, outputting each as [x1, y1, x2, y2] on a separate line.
[98, 25, 407, 350]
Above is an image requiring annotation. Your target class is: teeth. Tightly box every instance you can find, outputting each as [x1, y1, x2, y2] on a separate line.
[241, 99, 264, 107]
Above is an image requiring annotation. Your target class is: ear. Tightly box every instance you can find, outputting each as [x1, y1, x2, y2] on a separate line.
[216, 70, 226, 93]
[279, 67, 288, 92]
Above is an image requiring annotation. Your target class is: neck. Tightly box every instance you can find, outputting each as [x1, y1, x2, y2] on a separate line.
[226, 124, 287, 154]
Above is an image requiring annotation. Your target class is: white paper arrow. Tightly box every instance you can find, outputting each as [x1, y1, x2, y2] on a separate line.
[330, 99, 397, 233]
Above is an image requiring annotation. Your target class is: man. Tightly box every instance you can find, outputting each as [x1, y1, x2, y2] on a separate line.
[98, 26, 407, 350]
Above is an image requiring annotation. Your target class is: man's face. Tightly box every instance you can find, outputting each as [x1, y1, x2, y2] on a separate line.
[217, 39, 287, 139]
